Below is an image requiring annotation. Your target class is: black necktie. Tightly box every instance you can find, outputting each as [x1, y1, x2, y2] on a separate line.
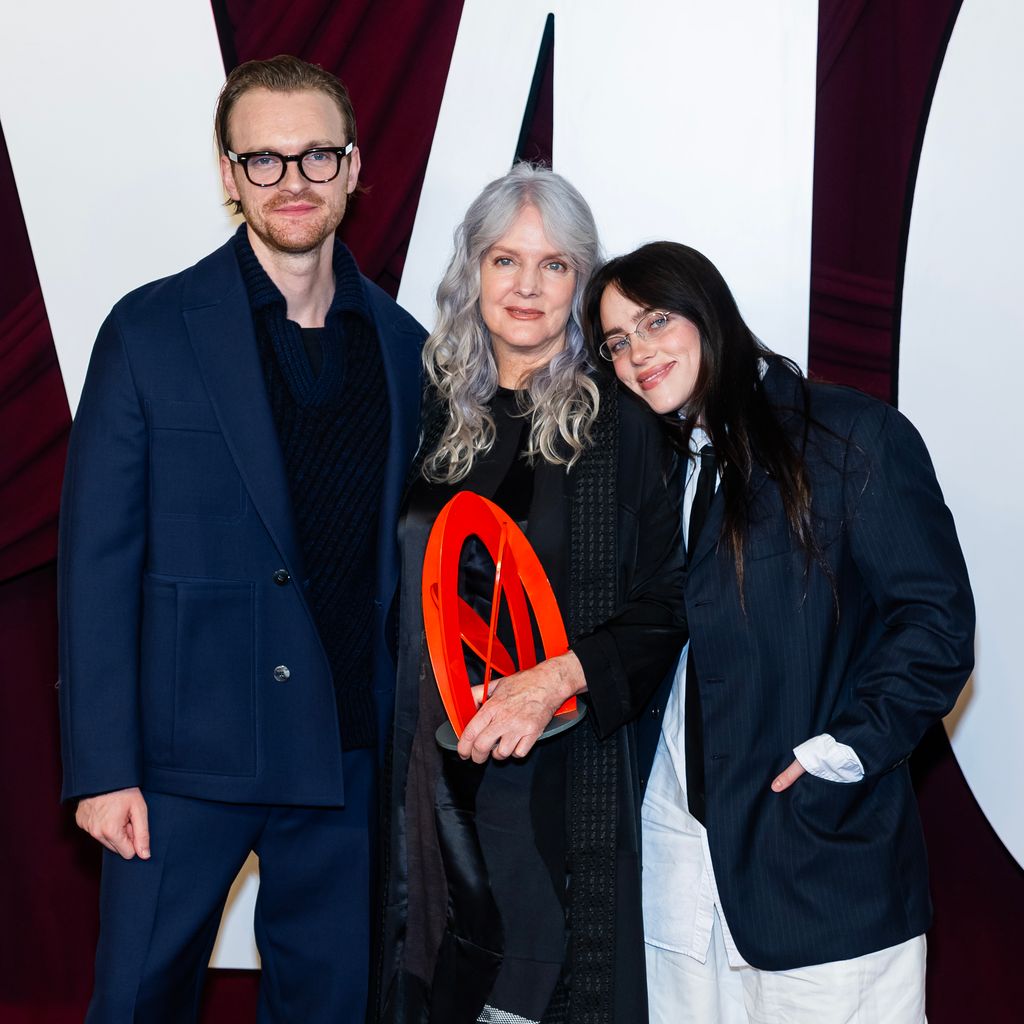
[685, 444, 716, 825]
[687, 444, 717, 558]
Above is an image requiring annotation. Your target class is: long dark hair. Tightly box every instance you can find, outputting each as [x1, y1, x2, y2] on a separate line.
[582, 241, 819, 597]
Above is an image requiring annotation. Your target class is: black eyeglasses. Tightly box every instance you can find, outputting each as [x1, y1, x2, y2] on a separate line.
[227, 143, 354, 186]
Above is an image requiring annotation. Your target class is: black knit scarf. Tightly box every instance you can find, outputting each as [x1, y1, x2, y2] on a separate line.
[559, 380, 620, 1024]
[410, 381, 622, 1024]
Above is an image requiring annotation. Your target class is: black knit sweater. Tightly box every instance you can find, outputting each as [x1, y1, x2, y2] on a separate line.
[234, 226, 389, 749]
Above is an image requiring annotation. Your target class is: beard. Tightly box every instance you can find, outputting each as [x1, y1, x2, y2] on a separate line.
[242, 189, 347, 255]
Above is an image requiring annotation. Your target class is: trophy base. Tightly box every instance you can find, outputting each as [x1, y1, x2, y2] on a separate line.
[435, 703, 588, 753]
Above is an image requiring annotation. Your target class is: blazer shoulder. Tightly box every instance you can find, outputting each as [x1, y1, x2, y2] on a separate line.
[802, 379, 928, 454]
[615, 386, 667, 438]
[615, 388, 674, 456]
[805, 377, 884, 425]
[774, 375, 941, 508]
[108, 237, 240, 331]
[109, 268, 187, 325]
[760, 360, 890, 448]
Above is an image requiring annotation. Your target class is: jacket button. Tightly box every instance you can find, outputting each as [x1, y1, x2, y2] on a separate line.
[273, 665, 291, 682]
[272, 569, 291, 586]
[650, 707, 661, 718]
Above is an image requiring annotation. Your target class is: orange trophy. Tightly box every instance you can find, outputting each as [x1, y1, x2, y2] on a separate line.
[422, 491, 585, 750]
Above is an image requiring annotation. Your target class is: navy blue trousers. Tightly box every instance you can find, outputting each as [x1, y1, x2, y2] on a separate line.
[86, 749, 374, 1023]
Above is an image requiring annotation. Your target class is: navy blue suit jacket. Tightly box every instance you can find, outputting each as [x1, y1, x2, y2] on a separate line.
[58, 238, 424, 806]
[637, 360, 974, 970]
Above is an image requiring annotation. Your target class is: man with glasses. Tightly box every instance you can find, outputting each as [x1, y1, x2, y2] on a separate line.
[59, 55, 424, 1021]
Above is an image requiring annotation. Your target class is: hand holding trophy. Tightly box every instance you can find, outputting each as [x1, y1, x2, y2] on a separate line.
[460, 650, 585, 763]
[422, 490, 586, 761]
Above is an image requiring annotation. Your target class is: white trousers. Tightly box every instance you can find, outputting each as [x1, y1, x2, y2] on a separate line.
[646, 912, 927, 1024]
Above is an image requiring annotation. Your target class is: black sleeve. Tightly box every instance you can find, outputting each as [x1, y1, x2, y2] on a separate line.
[573, 419, 687, 738]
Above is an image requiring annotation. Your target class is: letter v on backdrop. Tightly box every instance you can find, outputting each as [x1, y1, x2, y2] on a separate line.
[399, 0, 819, 370]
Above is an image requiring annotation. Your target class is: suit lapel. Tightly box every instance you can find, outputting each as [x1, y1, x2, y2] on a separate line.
[687, 361, 805, 573]
[686, 451, 773, 573]
[687, 487, 724, 572]
[688, 360, 815, 573]
[182, 245, 303, 574]
[369, 289, 421, 545]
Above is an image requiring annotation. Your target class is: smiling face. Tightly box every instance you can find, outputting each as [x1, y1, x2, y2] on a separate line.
[599, 283, 703, 415]
[478, 204, 576, 385]
[220, 87, 360, 256]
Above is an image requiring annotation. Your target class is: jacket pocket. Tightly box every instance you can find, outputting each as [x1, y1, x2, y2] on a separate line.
[147, 400, 245, 521]
[141, 574, 256, 776]
[788, 769, 873, 840]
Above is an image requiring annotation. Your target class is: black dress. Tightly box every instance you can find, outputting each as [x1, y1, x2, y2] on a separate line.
[380, 383, 687, 1024]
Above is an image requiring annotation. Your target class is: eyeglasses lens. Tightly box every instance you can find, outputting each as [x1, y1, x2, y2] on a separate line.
[299, 150, 340, 182]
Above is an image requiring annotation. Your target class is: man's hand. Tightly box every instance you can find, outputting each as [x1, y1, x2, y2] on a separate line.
[457, 652, 586, 764]
[770, 759, 806, 793]
[76, 787, 151, 860]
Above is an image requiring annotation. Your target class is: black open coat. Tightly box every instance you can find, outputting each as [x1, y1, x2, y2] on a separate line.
[378, 383, 687, 1024]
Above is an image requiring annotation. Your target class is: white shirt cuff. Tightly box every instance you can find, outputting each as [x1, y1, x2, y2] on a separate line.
[793, 733, 864, 783]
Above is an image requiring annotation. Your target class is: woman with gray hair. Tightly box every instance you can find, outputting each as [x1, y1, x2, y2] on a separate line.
[378, 164, 686, 1024]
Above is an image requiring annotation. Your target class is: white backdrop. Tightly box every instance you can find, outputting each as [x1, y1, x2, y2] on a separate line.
[898, 0, 1024, 868]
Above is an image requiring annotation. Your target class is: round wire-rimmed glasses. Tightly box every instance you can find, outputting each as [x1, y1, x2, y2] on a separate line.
[227, 143, 354, 186]
[599, 310, 674, 361]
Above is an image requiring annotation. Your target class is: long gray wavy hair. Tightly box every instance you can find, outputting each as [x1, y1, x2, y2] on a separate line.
[422, 163, 601, 483]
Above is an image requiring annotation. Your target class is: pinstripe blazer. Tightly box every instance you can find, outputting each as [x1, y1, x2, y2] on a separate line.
[638, 359, 974, 970]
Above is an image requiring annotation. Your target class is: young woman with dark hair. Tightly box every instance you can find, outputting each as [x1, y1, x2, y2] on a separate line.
[583, 241, 974, 1024]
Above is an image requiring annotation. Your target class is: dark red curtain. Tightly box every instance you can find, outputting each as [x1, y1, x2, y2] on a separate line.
[809, 0, 960, 401]
[1, 2, 1018, 1021]
[0, 129, 70, 581]
[0, 119, 88, 1024]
